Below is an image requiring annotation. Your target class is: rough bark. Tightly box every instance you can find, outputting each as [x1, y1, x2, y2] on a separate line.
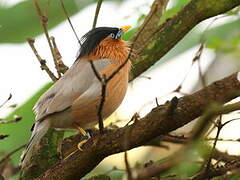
[20, 130, 63, 180]
[37, 73, 240, 180]
[131, 0, 169, 52]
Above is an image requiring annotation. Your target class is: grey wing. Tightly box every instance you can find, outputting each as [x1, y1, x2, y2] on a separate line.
[34, 58, 112, 121]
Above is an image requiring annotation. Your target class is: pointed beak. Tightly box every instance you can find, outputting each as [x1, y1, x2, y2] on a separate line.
[116, 25, 132, 39]
[120, 25, 132, 32]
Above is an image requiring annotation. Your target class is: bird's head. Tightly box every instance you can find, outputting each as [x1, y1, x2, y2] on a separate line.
[77, 26, 131, 59]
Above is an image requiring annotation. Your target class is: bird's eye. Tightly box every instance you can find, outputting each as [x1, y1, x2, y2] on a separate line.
[109, 33, 116, 38]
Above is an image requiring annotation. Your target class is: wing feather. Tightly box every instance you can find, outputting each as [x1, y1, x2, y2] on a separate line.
[34, 58, 112, 121]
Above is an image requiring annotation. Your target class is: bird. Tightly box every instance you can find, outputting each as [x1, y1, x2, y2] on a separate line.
[21, 25, 132, 167]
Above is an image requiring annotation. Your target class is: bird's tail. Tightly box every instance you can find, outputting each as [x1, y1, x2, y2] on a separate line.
[20, 120, 51, 167]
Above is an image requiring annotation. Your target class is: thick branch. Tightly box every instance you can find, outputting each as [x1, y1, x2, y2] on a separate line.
[130, 0, 240, 80]
[38, 73, 240, 179]
[20, 129, 63, 180]
[132, 0, 169, 52]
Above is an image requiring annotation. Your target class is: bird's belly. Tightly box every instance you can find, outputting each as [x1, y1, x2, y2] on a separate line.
[70, 71, 129, 129]
[49, 63, 130, 130]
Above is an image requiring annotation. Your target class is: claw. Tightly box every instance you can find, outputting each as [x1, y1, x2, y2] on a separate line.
[77, 139, 88, 151]
[78, 131, 91, 150]
[83, 131, 91, 139]
[74, 124, 92, 151]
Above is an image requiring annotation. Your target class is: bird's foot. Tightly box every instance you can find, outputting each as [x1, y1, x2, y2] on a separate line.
[74, 124, 92, 151]
[75, 125, 92, 151]
[77, 132, 91, 151]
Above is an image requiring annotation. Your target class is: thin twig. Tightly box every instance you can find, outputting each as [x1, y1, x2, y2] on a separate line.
[89, 61, 102, 81]
[34, 0, 61, 78]
[89, 61, 106, 133]
[0, 115, 22, 124]
[124, 151, 133, 180]
[97, 75, 107, 133]
[175, 42, 205, 93]
[0, 135, 9, 140]
[50, 36, 69, 74]
[205, 116, 222, 170]
[92, 0, 104, 29]
[90, 0, 133, 134]
[106, 43, 133, 83]
[27, 38, 58, 82]
[174, 60, 193, 93]
[0, 94, 12, 109]
[137, 40, 206, 114]
[133, 161, 177, 180]
[193, 43, 206, 87]
[124, 123, 134, 180]
[147, 134, 239, 163]
[60, 0, 81, 45]
[161, 133, 240, 144]
[200, 15, 228, 43]
[155, 97, 159, 106]
[125, 113, 140, 127]
[106, 58, 129, 83]
[89, 39, 133, 133]
[192, 102, 240, 141]
[93, 46, 133, 132]
[205, 120, 217, 138]
[0, 144, 26, 165]
[206, 137, 240, 142]
[190, 159, 240, 180]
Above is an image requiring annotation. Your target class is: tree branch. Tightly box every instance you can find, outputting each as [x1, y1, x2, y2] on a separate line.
[190, 160, 240, 180]
[20, 129, 64, 180]
[130, 0, 240, 80]
[132, 0, 169, 52]
[37, 73, 240, 179]
[92, 0, 104, 29]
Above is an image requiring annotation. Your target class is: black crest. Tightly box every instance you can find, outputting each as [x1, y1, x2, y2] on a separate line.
[76, 27, 119, 59]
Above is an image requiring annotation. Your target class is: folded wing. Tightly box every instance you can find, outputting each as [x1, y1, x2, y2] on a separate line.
[34, 58, 112, 121]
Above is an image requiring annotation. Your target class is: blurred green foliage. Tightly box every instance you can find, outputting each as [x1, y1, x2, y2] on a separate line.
[158, 0, 191, 25]
[229, 175, 240, 180]
[0, 83, 52, 166]
[0, 0, 123, 43]
[161, 18, 240, 62]
[206, 20, 240, 58]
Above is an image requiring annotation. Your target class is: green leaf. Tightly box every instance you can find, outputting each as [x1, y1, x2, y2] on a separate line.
[122, 7, 240, 67]
[159, 19, 240, 65]
[0, 0, 123, 43]
[158, 0, 191, 25]
[122, 27, 137, 41]
[171, 0, 191, 7]
[0, 83, 52, 165]
[205, 19, 240, 58]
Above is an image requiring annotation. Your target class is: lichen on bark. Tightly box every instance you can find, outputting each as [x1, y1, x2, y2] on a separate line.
[20, 129, 63, 180]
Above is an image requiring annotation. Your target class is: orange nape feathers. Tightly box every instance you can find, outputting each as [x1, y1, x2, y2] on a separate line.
[87, 37, 131, 64]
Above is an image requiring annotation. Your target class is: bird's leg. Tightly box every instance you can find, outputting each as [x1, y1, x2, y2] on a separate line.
[74, 124, 91, 151]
